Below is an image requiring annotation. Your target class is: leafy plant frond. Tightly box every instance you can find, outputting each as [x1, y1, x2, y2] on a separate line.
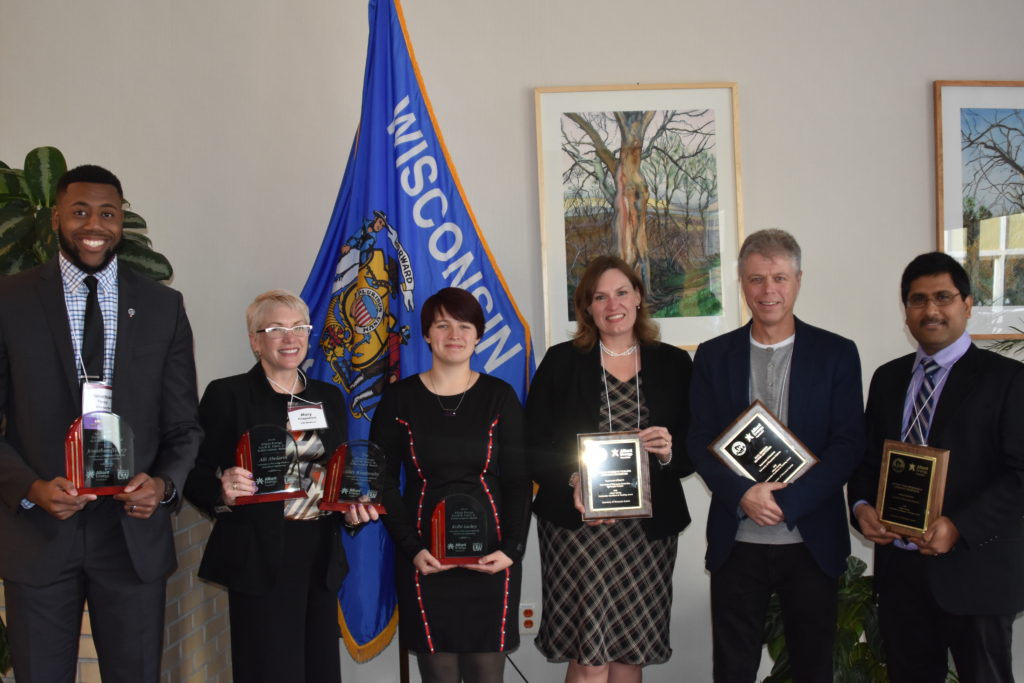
[0, 147, 172, 282]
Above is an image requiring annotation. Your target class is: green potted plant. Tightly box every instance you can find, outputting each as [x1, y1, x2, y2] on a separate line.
[0, 146, 172, 280]
[762, 555, 958, 682]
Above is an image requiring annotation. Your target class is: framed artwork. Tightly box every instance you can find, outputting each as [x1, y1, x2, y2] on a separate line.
[935, 80, 1024, 339]
[535, 83, 744, 349]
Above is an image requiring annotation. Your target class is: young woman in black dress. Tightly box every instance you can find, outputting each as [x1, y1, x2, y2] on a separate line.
[346, 287, 531, 683]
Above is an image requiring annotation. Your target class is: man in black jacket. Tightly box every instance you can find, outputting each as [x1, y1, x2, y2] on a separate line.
[0, 165, 201, 683]
[850, 252, 1024, 682]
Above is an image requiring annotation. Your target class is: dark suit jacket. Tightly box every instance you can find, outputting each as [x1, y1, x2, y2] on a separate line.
[527, 340, 693, 540]
[687, 318, 864, 578]
[0, 259, 202, 585]
[849, 344, 1024, 615]
[183, 364, 348, 595]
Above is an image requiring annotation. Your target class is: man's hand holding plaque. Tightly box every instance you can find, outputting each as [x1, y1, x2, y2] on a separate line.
[709, 401, 818, 483]
[874, 439, 949, 538]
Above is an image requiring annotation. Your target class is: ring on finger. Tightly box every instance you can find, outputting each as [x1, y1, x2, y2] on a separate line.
[130, 504, 137, 513]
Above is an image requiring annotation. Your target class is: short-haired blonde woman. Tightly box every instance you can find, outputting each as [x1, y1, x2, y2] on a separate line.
[528, 256, 694, 682]
[184, 290, 347, 683]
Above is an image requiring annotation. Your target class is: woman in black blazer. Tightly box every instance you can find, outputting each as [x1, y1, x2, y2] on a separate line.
[184, 290, 347, 683]
[528, 256, 693, 682]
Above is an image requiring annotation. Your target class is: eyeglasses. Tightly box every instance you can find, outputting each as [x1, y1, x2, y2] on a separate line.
[905, 291, 962, 309]
[255, 325, 313, 339]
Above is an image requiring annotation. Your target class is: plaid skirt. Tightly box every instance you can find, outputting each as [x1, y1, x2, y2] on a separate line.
[534, 517, 678, 666]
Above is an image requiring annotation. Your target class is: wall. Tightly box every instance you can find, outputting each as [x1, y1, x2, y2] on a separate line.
[2, 0, 1023, 681]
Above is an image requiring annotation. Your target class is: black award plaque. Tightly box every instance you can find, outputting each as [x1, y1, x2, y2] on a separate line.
[876, 439, 949, 536]
[577, 431, 653, 521]
[65, 412, 136, 495]
[320, 440, 388, 513]
[233, 424, 305, 505]
[431, 493, 490, 565]
[709, 401, 817, 483]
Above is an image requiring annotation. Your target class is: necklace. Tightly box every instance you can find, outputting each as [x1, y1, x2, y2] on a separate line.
[426, 371, 472, 417]
[266, 369, 306, 399]
[600, 346, 641, 432]
[599, 340, 638, 357]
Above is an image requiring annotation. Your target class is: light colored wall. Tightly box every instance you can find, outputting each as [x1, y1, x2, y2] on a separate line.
[2, 0, 1023, 681]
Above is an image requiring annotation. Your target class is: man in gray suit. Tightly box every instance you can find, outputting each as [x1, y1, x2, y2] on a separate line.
[0, 165, 202, 683]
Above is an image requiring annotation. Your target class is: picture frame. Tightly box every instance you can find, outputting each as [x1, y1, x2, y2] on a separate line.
[935, 80, 1024, 339]
[535, 83, 744, 349]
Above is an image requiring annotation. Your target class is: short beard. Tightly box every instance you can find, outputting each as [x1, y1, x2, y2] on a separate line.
[56, 227, 118, 274]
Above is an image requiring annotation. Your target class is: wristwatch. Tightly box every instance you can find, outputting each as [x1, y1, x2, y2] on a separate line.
[159, 478, 177, 505]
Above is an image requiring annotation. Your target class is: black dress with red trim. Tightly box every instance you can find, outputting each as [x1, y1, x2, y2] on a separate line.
[371, 373, 531, 653]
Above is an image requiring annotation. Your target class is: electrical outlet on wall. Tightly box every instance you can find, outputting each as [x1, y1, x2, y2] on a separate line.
[519, 602, 540, 634]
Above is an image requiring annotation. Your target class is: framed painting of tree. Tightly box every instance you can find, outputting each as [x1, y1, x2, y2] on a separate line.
[535, 83, 744, 349]
[935, 80, 1024, 339]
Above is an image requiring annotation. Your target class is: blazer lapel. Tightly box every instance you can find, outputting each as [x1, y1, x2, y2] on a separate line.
[887, 356, 915, 440]
[579, 344, 605, 429]
[112, 266, 138, 414]
[726, 323, 752, 414]
[36, 260, 80, 402]
[787, 320, 812, 431]
[929, 345, 981, 442]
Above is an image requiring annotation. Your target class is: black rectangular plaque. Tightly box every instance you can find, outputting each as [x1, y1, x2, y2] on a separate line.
[577, 430, 653, 521]
[876, 439, 949, 536]
[709, 401, 817, 483]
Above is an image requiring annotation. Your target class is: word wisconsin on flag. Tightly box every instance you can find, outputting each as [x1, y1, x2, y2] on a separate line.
[300, 0, 534, 662]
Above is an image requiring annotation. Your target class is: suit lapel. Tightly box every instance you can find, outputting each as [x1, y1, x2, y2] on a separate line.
[579, 344, 605, 429]
[787, 320, 812, 431]
[112, 266, 137, 414]
[726, 323, 752, 414]
[929, 345, 981, 442]
[887, 356, 915, 440]
[36, 260, 80, 402]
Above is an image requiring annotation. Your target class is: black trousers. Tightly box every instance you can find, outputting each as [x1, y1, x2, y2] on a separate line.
[877, 548, 1015, 683]
[710, 542, 837, 683]
[4, 500, 165, 683]
[227, 517, 342, 683]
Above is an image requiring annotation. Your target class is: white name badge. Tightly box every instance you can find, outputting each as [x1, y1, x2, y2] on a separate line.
[82, 382, 113, 415]
[288, 403, 328, 430]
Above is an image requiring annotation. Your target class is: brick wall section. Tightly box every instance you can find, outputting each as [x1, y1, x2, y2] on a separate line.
[162, 502, 231, 683]
[0, 501, 231, 683]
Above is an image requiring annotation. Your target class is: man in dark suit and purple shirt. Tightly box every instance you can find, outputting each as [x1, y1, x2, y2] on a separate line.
[0, 165, 201, 683]
[687, 228, 864, 683]
[849, 252, 1024, 682]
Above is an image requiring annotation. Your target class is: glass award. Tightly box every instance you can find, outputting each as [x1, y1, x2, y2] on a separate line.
[65, 411, 135, 495]
[232, 425, 305, 505]
[320, 440, 388, 513]
[709, 400, 818, 483]
[431, 493, 491, 565]
[876, 439, 949, 536]
[577, 430, 653, 521]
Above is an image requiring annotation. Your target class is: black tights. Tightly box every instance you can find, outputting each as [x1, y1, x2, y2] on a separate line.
[416, 652, 506, 683]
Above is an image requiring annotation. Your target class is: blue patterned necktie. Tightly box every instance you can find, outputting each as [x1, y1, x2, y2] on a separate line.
[908, 359, 940, 445]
